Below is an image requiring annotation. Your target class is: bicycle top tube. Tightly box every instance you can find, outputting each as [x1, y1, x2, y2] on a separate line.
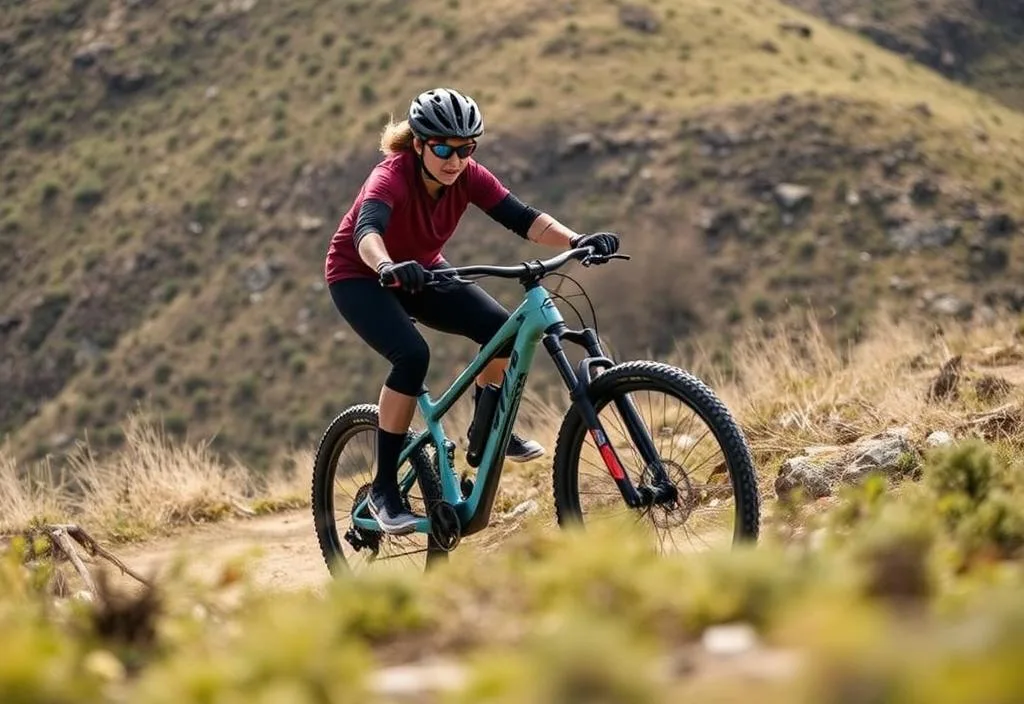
[426, 246, 630, 285]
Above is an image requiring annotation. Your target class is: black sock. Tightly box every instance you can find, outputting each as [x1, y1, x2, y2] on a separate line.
[374, 429, 407, 501]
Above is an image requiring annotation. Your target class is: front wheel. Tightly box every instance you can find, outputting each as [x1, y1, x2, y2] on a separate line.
[552, 361, 760, 552]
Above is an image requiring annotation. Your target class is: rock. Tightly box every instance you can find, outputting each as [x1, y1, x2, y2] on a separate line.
[0, 314, 21, 334]
[774, 456, 831, 500]
[926, 430, 954, 447]
[889, 275, 914, 294]
[776, 428, 917, 500]
[243, 260, 274, 293]
[840, 431, 914, 483]
[103, 65, 154, 94]
[888, 219, 959, 251]
[560, 132, 597, 157]
[618, 4, 659, 33]
[372, 659, 466, 698]
[697, 208, 740, 237]
[778, 21, 813, 38]
[975, 305, 998, 325]
[773, 183, 813, 211]
[298, 215, 324, 232]
[506, 499, 539, 520]
[928, 293, 973, 320]
[48, 433, 74, 451]
[984, 212, 1017, 238]
[702, 623, 759, 656]
[759, 40, 780, 53]
[72, 41, 115, 69]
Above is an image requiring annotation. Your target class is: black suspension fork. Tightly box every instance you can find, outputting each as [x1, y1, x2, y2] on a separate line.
[569, 331, 666, 484]
[543, 325, 651, 508]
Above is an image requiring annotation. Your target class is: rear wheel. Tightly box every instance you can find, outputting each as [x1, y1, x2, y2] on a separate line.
[552, 362, 760, 552]
[311, 404, 448, 576]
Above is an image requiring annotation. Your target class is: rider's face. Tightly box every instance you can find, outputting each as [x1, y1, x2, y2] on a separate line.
[416, 137, 477, 186]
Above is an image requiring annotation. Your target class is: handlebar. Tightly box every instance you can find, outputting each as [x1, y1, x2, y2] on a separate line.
[380, 247, 630, 289]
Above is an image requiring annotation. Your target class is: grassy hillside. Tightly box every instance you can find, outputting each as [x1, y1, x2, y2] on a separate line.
[784, 0, 1024, 110]
[3, 0, 1024, 469]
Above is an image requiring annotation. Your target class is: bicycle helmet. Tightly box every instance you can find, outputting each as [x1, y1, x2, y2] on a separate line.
[408, 88, 484, 140]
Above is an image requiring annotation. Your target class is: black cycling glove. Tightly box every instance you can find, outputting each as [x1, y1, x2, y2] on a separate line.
[377, 260, 428, 293]
[571, 232, 620, 256]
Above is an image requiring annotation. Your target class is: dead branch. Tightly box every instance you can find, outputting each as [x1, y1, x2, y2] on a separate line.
[5, 524, 154, 596]
[48, 525, 97, 595]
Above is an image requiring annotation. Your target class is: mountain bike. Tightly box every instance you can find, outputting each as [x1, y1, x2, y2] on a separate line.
[311, 244, 760, 575]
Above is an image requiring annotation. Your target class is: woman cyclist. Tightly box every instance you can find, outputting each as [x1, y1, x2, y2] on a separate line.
[324, 87, 620, 535]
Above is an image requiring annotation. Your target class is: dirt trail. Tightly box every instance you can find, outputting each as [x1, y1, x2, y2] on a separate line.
[114, 509, 332, 592]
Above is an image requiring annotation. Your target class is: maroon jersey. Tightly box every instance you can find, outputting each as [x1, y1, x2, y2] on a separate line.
[325, 150, 509, 283]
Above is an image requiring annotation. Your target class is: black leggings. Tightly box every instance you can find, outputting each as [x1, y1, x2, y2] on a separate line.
[329, 277, 513, 396]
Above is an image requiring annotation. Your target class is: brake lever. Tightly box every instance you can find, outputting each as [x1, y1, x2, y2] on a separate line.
[581, 252, 631, 267]
[424, 273, 474, 288]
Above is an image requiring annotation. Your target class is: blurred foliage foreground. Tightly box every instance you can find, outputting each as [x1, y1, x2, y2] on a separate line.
[2, 440, 1024, 703]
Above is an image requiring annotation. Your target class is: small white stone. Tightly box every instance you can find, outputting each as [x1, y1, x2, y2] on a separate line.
[927, 430, 954, 447]
[702, 622, 759, 656]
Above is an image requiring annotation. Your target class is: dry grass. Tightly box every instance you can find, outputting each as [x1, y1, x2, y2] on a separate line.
[0, 414, 311, 542]
[0, 445, 65, 535]
[688, 309, 1024, 475]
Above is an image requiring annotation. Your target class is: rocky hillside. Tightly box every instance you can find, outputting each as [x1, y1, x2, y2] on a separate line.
[784, 0, 1024, 110]
[3, 0, 1024, 469]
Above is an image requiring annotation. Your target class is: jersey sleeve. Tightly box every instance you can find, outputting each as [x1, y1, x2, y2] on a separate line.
[467, 160, 511, 212]
[362, 160, 408, 209]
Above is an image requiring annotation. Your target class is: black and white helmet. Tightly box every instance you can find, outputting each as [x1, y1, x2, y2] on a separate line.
[408, 88, 484, 140]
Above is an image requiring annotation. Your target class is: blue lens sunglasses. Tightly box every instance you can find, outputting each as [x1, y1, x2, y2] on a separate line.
[427, 141, 477, 160]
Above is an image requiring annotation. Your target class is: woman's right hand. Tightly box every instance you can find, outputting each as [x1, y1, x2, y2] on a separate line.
[377, 260, 428, 293]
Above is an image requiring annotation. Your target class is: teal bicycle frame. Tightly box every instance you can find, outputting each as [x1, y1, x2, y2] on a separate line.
[351, 285, 566, 537]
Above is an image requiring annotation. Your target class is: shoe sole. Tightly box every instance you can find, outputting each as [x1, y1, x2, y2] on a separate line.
[506, 447, 545, 463]
[367, 497, 419, 536]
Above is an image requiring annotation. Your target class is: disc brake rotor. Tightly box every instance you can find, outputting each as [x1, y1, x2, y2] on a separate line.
[645, 460, 698, 529]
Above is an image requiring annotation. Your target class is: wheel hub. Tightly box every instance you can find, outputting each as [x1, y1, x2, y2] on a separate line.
[645, 460, 697, 529]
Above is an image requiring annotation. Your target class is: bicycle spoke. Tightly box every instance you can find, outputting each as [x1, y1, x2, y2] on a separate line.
[573, 386, 738, 557]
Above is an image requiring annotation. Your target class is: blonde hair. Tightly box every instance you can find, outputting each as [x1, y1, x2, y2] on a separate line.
[379, 117, 416, 155]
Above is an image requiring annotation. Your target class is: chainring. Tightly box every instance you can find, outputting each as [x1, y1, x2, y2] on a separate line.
[343, 483, 381, 553]
[429, 501, 462, 552]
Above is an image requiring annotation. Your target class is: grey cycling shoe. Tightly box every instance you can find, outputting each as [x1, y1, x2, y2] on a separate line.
[367, 485, 419, 536]
[505, 433, 545, 463]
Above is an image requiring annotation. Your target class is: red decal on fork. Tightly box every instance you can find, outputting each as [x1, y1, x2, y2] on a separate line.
[590, 429, 626, 480]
